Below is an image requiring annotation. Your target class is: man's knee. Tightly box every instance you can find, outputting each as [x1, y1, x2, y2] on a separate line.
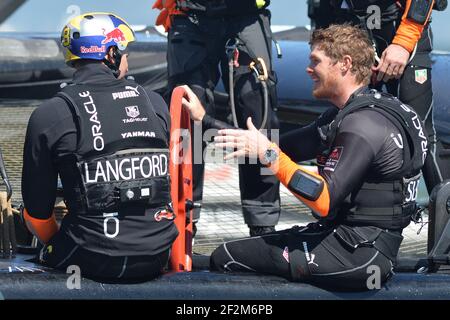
[210, 244, 228, 271]
[354, 255, 394, 290]
[311, 252, 394, 291]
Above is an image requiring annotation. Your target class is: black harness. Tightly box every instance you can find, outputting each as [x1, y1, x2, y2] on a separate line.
[319, 90, 428, 229]
[175, 0, 270, 16]
[56, 80, 170, 215]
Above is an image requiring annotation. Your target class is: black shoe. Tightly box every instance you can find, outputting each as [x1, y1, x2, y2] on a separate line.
[192, 222, 197, 238]
[249, 226, 276, 237]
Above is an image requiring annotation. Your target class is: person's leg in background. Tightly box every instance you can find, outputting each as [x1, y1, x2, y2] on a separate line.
[375, 23, 448, 253]
[372, 22, 444, 194]
[222, 10, 280, 236]
[165, 15, 226, 231]
[397, 25, 446, 193]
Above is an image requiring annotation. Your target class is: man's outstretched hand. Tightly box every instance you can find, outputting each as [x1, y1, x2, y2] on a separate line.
[179, 85, 206, 121]
[214, 117, 271, 161]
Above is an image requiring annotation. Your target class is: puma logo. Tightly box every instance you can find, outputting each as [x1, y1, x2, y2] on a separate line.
[112, 86, 140, 100]
[125, 86, 139, 94]
[303, 241, 319, 267]
[308, 253, 319, 267]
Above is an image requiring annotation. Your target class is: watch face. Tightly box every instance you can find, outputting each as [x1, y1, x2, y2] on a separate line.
[264, 148, 278, 163]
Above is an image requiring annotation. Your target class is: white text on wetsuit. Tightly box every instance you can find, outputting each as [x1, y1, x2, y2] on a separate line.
[84, 154, 168, 183]
[399, 103, 428, 163]
[79, 91, 104, 151]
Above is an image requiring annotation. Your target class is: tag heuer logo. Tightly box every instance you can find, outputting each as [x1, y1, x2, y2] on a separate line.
[125, 106, 140, 118]
[415, 69, 428, 85]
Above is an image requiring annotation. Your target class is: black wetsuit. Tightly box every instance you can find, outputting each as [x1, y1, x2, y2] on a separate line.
[211, 87, 422, 290]
[166, 0, 280, 232]
[22, 63, 178, 281]
[311, 0, 446, 195]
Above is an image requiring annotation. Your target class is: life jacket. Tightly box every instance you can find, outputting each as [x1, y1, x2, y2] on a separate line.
[55, 79, 176, 256]
[153, 0, 186, 32]
[329, 0, 398, 15]
[318, 90, 428, 230]
[331, 0, 436, 53]
[153, 0, 271, 31]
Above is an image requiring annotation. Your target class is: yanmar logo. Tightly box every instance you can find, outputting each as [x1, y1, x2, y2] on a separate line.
[121, 131, 156, 139]
[112, 86, 140, 100]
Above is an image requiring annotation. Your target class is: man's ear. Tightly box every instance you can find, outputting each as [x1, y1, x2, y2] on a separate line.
[341, 55, 353, 72]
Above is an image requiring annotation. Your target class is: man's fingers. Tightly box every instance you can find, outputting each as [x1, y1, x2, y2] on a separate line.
[374, 51, 386, 72]
[397, 65, 406, 79]
[376, 71, 385, 82]
[391, 65, 400, 79]
[373, 62, 381, 72]
[214, 136, 246, 150]
[214, 135, 242, 143]
[223, 149, 247, 160]
[385, 64, 395, 77]
[217, 128, 245, 136]
[179, 85, 196, 102]
[376, 62, 388, 82]
[181, 98, 194, 113]
[246, 117, 257, 131]
[214, 141, 245, 149]
[180, 84, 192, 94]
[382, 64, 395, 82]
[382, 74, 394, 82]
[181, 97, 189, 107]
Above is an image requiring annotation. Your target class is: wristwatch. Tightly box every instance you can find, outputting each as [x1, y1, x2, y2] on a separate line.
[263, 143, 279, 164]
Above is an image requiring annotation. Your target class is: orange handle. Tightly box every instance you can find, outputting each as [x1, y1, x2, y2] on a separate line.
[169, 87, 193, 272]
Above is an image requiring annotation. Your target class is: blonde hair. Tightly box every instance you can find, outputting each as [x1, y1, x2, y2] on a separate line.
[310, 24, 375, 85]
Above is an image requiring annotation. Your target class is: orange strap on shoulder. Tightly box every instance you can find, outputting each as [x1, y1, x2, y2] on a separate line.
[268, 146, 330, 218]
[392, 0, 434, 53]
[23, 208, 58, 244]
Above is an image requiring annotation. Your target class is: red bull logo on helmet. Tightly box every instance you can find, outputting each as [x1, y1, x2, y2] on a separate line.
[102, 27, 126, 45]
[81, 45, 106, 53]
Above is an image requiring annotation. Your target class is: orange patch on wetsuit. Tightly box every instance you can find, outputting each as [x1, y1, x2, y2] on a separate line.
[268, 146, 331, 218]
[23, 209, 58, 244]
[392, 0, 435, 53]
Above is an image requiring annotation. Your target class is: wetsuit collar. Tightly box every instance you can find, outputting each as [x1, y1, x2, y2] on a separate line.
[342, 85, 370, 109]
[72, 62, 117, 84]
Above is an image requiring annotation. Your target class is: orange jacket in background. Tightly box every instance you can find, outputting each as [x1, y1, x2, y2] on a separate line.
[392, 0, 435, 53]
[152, 0, 186, 32]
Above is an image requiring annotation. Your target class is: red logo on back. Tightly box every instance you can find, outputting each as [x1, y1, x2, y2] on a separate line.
[154, 209, 175, 222]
